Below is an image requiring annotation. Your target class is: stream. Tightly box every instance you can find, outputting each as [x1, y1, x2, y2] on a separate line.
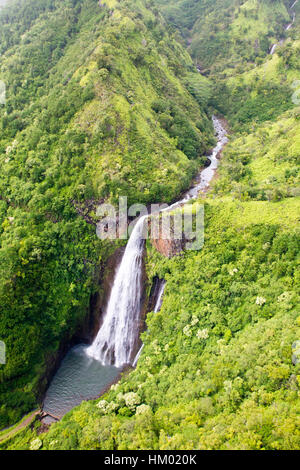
[42, 116, 228, 419]
[270, 0, 298, 54]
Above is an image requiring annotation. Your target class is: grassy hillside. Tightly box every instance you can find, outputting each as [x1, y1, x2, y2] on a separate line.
[0, 0, 214, 427]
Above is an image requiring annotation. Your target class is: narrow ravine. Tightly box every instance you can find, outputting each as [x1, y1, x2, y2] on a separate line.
[42, 116, 228, 419]
[132, 280, 166, 367]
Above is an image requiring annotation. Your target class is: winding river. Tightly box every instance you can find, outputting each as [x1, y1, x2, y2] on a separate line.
[43, 116, 228, 419]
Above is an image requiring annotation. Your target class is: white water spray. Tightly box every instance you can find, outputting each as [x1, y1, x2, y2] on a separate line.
[270, 43, 278, 55]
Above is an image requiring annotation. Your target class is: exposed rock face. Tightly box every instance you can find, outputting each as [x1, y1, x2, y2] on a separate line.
[148, 215, 185, 258]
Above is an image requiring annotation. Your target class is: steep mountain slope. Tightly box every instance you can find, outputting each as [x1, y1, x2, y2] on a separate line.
[0, 0, 214, 427]
[0, 0, 299, 451]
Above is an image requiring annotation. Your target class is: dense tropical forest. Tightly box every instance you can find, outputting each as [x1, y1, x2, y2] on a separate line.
[0, 0, 299, 451]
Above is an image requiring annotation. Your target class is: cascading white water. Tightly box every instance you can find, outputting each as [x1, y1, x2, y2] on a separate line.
[86, 117, 227, 368]
[270, 44, 278, 55]
[286, 11, 296, 30]
[290, 0, 298, 11]
[132, 281, 166, 367]
[86, 216, 147, 367]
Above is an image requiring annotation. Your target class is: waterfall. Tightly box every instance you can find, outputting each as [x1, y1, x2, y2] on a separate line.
[86, 117, 227, 369]
[286, 12, 296, 30]
[132, 281, 166, 367]
[270, 44, 278, 55]
[86, 216, 147, 367]
[132, 345, 144, 368]
[154, 281, 166, 313]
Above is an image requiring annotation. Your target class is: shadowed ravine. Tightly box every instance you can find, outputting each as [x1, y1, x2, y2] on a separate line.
[43, 117, 228, 418]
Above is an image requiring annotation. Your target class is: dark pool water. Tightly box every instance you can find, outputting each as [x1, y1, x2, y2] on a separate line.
[43, 345, 120, 418]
